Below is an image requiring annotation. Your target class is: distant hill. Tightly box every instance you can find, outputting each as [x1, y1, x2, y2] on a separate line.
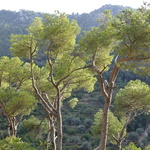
[0, 4, 130, 57]
[68, 4, 130, 31]
[0, 9, 44, 56]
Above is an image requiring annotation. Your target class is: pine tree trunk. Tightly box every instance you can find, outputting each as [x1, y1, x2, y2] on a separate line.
[99, 100, 110, 150]
[7, 123, 11, 137]
[11, 117, 17, 136]
[47, 116, 56, 150]
[57, 111, 63, 150]
[95, 64, 119, 150]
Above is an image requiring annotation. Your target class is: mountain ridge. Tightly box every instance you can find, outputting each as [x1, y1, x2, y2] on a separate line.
[0, 4, 131, 57]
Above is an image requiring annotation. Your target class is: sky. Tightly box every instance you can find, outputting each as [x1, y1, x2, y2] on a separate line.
[0, 0, 149, 14]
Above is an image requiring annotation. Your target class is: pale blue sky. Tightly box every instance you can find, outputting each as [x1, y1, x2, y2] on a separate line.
[0, 0, 149, 14]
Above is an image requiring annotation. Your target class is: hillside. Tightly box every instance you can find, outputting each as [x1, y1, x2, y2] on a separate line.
[0, 4, 129, 57]
[0, 9, 44, 56]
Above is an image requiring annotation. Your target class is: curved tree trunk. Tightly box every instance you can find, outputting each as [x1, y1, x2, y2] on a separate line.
[93, 63, 120, 150]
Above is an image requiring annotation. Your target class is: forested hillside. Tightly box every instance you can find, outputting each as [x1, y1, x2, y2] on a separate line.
[0, 4, 150, 150]
[0, 9, 44, 56]
[0, 4, 128, 57]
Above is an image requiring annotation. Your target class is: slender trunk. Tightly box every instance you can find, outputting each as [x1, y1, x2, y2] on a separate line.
[99, 100, 111, 150]
[51, 121, 56, 150]
[57, 108, 62, 150]
[11, 117, 17, 136]
[47, 115, 56, 150]
[115, 112, 142, 150]
[7, 120, 11, 137]
[29, 50, 60, 149]
[116, 123, 127, 150]
[94, 63, 119, 150]
[117, 139, 123, 150]
[47, 119, 50, 150]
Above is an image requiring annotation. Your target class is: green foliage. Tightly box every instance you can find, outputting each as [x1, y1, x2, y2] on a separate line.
[80, 141, 92, 150]
[91, 109, 124, 142]
[123, 142, 142, 150]
[0, 56, 31, 89]
[21, 115, 48, 143]
[114, 80, 150, 117]
[112, 8, 150, 75]
[67, 128, 76, 135]
[10, 11, 97, 101]
[0, 136, 35, 150]
[69, 136, 81, 144]
[1, 5, 150, 150]
[65, 116, 82, 126]
[127, 113, 150, 132]
[136, 128, 145, 136]
[27, 17, 43, 38]
[10, 34, 38, 59]
[141, 137, 148, 147]
[77, 125, 86, 133]
[0, 87, 37, 116]
[43, 12, 80, 51]
[84, 118, 93, 128]
[144, 145, 150, 150]
[68, 98, 78, 108]
[113, 8, 150, 57]
[127, 132, 139, 142]
[22, 115, 48, 133]
[79, 10, 115, 72]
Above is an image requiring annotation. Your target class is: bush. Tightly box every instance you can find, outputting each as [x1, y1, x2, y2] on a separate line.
[84, 119, 93, 128]
[63, 125, 68, 132]
[136, 128, 144, 136]
[147, 132, 150, 141]
[145, 145, 150, 150]
[74, 118, 82, 126]
[80, 141, 92, 150]
[141, 137, 148, 147]
[77, 125, 85, 133]
[62, 134, 68, 143]
[127, 132, 139, 142]
[67, 128, 77, 135]
[65, 116, 82, 126]
[65, 116, 75, 126]
[69, 136, 81, 144]
[81, 133, 91, 140]
[0, 136, 35, 150]
[122, 142, 142, 150]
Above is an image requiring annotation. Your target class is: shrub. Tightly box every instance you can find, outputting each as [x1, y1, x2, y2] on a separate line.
[84, 119, 93, 128]
[141, 137, 148, 147]
[80, 141, 92, 150]
[77, 125, 85, 133]
[0, 136, 35, 150]
[65, 116, 82, 126]
[136, 128, 144, 136]
[81, 133, 91, 140]
[145, 145, 150, 150]
[127, 132, 139, 142]
[122, 142, 142, 150]
[67, 128, 77, 135]
[69, 136, 81, 144]
[147, 132, 150, 141]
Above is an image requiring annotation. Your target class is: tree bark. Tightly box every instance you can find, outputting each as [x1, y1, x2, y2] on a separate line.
[95, 63, 119, 150]
[99, 100, 111, 150]
[114, 111, 146, 150]
[47, 115, 56, 150]
[57, 112, 63, 150]
[11, 117, 16, 136]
